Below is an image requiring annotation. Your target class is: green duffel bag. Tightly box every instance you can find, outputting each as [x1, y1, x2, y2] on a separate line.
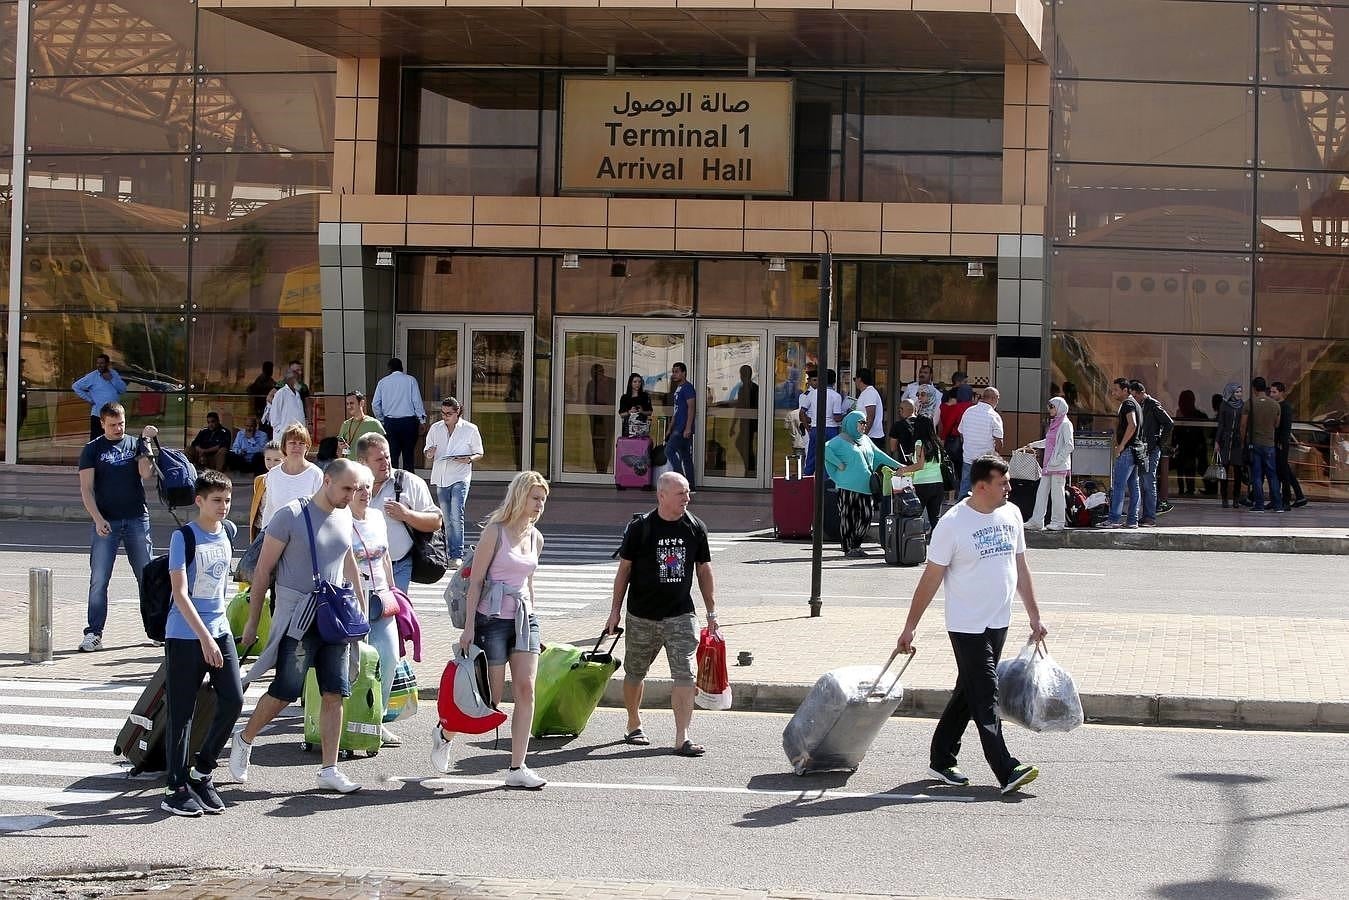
[301, 642, 383, 755]
[531, 630, 622, 739]
[226, 585, 271, 659]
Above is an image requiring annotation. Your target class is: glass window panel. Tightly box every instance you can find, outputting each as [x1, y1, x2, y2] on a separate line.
[1258, 87, 1349, 173]
[1050, 331, 1251, 421]
[25, 154, 191, 232]
[30, 2, 194, 75]
[197, 12, 337, 73]
[1260, 6, 1349, 90]
[21, 311, 186, 391]
[858, 262, 998, 324]
[405, 71, 544, 146]
[861, 154, 1002, 204]
[771, 335, 817, 467]
[184, 396, 266, 440]
[472, 330, 527, 471]
[404, 147, 539, 196]
[1256, 170, 1349, 250]
[26, 77, 195, 153]
[863, 74, 1003, 154]
[405, 328, 459, 408]
[1053, 0, 1255, 83]
[555, 258, 693, 317]
[18, 390, 186, 465]
[0, 77, 12, 156]
[1052, 164, 1255, 251]
[703, 333, 763, 480]
[189, 313, 323, 394]
[1255, 254, 1349, 337]
[630, 332, 687, 421]
[560, 332, 619, 475]
[1053, 82, 1254, 168]
[193, 154, 330, 228]
[1049, 247, 1251, 334]
[22, 234, 190, 311]
[191, 234, 320, 313]
[1252, 337, 1349, 498]
[398, 256, 536, 314]
[194, 74, 336, 154]
[697, 260, 826, 319]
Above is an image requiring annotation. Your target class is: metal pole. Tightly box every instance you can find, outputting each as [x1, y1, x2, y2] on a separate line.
[28, 567, 53, 664]
[809, 241, 832, 617]
[6, 0, 33, 465]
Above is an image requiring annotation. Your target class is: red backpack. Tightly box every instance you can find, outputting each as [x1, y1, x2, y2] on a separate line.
[1065, 484, 1092, 527]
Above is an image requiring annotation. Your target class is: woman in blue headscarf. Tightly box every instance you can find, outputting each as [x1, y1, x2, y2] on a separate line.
[824, 410, 903, 558]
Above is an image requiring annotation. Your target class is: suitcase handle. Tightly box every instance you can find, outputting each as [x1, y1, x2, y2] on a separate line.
[866, 647, 915, 698]
[581, 627, 624, 664]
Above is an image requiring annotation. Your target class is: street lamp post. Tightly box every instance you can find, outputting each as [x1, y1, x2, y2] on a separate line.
[809, 232, 832, 617]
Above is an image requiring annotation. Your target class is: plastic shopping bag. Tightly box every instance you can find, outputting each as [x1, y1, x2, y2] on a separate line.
[996, 640, 1084, 733]
[694, 627, 732, 711]
[386, 659, 419, 722]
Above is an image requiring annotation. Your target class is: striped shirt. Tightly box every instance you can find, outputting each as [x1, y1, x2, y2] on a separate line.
[958, 402, 1004, 458]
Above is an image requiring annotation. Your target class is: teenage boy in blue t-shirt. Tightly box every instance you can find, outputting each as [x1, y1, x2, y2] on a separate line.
[160, 470, 245, 817]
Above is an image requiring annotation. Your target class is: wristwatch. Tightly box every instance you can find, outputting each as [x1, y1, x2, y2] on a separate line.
[706, 611, 718, 621]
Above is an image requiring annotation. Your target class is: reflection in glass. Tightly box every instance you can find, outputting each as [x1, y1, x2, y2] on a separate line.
[698, 260, 829, 320]
[193, 74, 336, 153]
[25, 155, 191, 232]
[1053, 0, 1255, 83]
[561, 332, 618, 475]
[404, 329, 459, 411]
[21, 311, 186, 391]
[22, 234, 189, 311]
[29, 5, 194, 75]
[1253, 337, 1349, 499]
[703, 334, 762, 480]
[404, 70, 546, 146]
[398, 256, 536, 314]
[1050, 248, 1252, 335]
[1258, 87, 1349, 173]
[862, 74, 1003, 154]
[26, 77, 195, 153]
[404, 147, 539, 196]
[858, 262, 997, 324]
[193, 156, 329, 227]
[555, 259, 693, 317]
[1260, 6, 1349, 91]
[192, 234, 321, 312]
[861, 154, 1002, 204]
[19, 391, 186, 466]
[1255, 255, 1349, 338]
[1257, 169, 1349, 250]
[189, 314, 324, 395]
[631, 332, 686, 425]
[197, 12, 337, 73]
[473, 331, 527, 472]
[772, 336, 817, 469]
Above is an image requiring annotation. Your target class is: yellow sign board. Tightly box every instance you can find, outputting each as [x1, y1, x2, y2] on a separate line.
[560, 77, 794, 196]
[279, 262, 321, 329]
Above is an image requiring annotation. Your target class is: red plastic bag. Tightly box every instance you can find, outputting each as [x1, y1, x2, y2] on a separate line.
[694, 628, 732, 711]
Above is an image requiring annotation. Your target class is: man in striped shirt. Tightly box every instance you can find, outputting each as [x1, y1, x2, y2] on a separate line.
[957, 387, 1004, 497]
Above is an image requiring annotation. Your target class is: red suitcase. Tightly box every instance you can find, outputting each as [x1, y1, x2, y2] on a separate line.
[615, 436, 653, 490]
[773, 456, 814, 539]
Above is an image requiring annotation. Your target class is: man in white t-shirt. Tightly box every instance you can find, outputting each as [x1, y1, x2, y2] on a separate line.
[956, 387, 1004, 497]
[896, 453, 1048, 795]
[853, 368, 886, 443]
[799, 369, 847, 476]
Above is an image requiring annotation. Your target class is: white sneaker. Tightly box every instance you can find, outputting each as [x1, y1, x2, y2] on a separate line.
[450, 557, 464, 569]
[379, 725, 402, 748]
[429, 725, 453, 774]
[503, 765, 547, 790]
[78, 633, 102, 652]
[227, 731, 252, 783]
[316, 767, 361, 794]
[1024, 523, 1043, 532]
[1045, 523, 1066, 532]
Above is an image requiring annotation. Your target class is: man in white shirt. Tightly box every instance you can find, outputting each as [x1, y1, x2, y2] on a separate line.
[372, 358, 426, 472]
[897, 454, 1047, 795]
[423, 397, 484, 567]
[799, 368, 846, 477]
[957, 387, 1004, 497]
[901, 364, 938, 413]
[262, 368, 307, 437]
[355, 433, 441, 593]
[853, 368, 886, 444]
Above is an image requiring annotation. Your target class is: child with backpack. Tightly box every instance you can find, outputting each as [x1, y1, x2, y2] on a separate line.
[160, 470, 245, 817]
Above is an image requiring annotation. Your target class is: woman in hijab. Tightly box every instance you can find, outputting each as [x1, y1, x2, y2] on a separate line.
[1025, 396, 1075, 530]
[1172, 389, 1209, 497]
[1215, 382, 1247, 508]
[824, 410, 903, 559]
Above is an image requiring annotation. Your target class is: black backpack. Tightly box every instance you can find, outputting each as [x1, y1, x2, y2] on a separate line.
[610, 509, 707, 560]
[140, 520, 237, 642]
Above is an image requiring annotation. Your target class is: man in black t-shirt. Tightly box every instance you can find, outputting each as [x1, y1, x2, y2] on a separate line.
[1098, 377, 1145, 529]
[607, 471, 719, 757]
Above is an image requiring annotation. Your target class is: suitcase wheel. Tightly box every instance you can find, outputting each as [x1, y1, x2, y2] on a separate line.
[338, 749, 353, 761]
[300, 741, 312, 752]
[367, 749, 379, 758]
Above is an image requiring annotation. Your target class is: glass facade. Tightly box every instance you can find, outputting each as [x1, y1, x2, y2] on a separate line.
[10, 3, 335, 463]
[1050, 0, 1349, 498]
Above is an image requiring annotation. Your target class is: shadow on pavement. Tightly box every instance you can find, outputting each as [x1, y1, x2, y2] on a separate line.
[732, 776, 1010, 828]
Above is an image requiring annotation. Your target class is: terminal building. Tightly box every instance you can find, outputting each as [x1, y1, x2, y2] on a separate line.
[1, 1, 1345, 498]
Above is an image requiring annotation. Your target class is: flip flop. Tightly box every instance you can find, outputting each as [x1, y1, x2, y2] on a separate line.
[623, 728, 651, 746]
[673, 740, 706, 757]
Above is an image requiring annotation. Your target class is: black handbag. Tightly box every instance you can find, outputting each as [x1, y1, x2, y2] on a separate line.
[395, 470, 448, 584]
[649, 442, 668, 466]
[869, 469, 884, 497]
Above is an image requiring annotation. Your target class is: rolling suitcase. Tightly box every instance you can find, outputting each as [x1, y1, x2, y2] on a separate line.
[301, 642, 383, 757]
[1010, 477, 1038, 523]
[783, 649, 915, 775]
[773, 455, 813, 539]
[615, 436, 653, 490]
[821, 479, 841, 542]
[115, 660, 219, 775]
[531, 629, 623, 738]
[883, 513, 927, 567]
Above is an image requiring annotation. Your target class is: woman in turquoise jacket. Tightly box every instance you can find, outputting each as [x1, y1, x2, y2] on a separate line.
[825, 410, 903, 558]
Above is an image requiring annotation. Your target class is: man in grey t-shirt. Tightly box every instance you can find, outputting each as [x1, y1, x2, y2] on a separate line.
[231, 458, 366, 794]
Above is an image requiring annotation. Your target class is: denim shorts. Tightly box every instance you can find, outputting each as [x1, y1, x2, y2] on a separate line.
[474, 612, 541, 665]
[267, 629, 350, 702]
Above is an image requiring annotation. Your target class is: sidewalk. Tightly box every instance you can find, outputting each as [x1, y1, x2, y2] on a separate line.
[2, 465, 1348, 552]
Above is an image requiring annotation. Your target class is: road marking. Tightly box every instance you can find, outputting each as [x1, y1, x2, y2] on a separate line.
[0, 695, 141, 711]
[397, 775, 975, 803]
[0, 785, 122, 805]
[0, 680, 144, 695]
[1030, 571, 1106, 578]
[0, 734, 112, 752]
[0, 713, 123, 731]
[1035, 601, 1093, 607]
[0, 760, 151, 779]
[0, 815, 58, 832]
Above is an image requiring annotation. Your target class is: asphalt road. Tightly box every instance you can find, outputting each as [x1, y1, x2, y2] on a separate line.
[1, 520, 1345, 621]
[0, 703, 1344, 899]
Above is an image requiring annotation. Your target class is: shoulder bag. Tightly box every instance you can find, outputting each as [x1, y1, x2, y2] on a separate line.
[302, 500, 369, 645]
[395, 470, 449, 584]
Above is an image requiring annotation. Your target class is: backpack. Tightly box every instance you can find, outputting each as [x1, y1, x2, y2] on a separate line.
[153, 444, 197, 513]
[443, 524, 503, 629]
[139, 520, 237, 641]
[1065, 484, 1092, 527]
[610, 509, 708, 560]
[436, 643, 507, 735]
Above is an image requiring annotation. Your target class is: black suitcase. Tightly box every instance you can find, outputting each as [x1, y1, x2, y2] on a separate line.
[821, 479, 841, 542]
[1009, 478, 1038, 523]
[114, 660, 220, 775]
[883, 514, 927, 567]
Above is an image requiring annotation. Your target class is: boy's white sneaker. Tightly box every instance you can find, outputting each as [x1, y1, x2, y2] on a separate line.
[78, 633, 102, 652]
[430, 725, 453, 774]
[227, 731, 252, 783]
[316, 767, 361, 794]
[504, 765, 547, 790]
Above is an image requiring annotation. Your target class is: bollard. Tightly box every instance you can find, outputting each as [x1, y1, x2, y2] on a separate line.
[28, 567, 53, 665]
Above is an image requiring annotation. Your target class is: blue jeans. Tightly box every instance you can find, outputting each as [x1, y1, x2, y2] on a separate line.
[1249, 445, 1282, 511]
[959, 461, 973, 498]
[803, 426, 840, 477]
[86, 513, 152, 636]
[436, 480, 470, 560]
[1141, 447, 1161, 520]
[367, 611, 399, 715]
[392, 555, 412, 594]
[666, 432, 695, 484]
[1109, 452, 1141, 525]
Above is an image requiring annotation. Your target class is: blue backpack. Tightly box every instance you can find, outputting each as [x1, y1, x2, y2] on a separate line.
[153, 443, 197, 512]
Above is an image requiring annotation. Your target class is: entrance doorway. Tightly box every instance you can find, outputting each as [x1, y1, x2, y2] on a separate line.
[858, 325, 995, 428]
[397, 315, 533, 480]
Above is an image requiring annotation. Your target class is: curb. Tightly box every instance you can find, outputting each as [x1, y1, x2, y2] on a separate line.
[1023, 528, 1349, 555]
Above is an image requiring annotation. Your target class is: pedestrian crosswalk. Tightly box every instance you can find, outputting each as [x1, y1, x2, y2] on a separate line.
[403, 530, 739, 619]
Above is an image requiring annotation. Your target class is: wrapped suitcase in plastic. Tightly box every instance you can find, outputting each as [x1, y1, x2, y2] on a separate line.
[301, 642, 383, 757]
[773, 455, 814, 539]
[531, 630, 623, 738]
[615, 436, 653, 490]
[783, 649, 915, 775]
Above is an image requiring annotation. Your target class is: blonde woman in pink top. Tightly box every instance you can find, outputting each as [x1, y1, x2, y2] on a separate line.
[430, 470, 549, 790]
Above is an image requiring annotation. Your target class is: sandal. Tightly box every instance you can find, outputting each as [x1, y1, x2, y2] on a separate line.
[623, 728, 651, 746]
[673, 740, 706, 757]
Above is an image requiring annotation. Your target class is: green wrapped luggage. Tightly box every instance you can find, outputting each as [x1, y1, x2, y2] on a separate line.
[531, 630, 622, 739]
[301, 642, 383, 756]
[226, 584, 271, 658]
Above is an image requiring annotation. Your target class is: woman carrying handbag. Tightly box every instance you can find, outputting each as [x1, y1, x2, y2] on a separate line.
[1024, 397, 1075, 531]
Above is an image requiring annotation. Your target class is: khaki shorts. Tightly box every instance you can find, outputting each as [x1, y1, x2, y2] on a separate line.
[623, 612, 698, 686]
